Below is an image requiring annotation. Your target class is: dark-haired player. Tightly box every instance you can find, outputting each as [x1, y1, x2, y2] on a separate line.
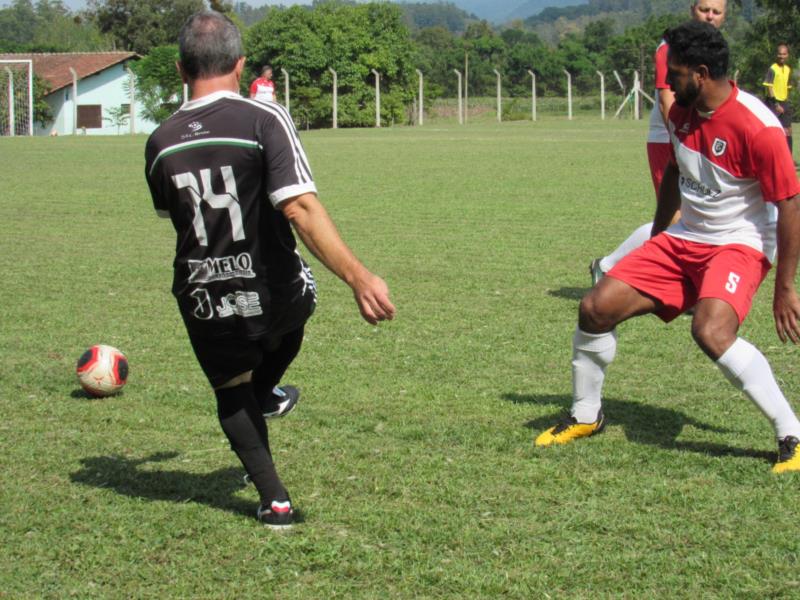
[145, 11, 395, 527]
[537, 21, 800, 473]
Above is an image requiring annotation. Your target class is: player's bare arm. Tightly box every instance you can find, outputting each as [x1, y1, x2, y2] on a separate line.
[281, 192, 396, 325]
[773, 196, 800, 343]
[651, 162, 681, 235]
[658, 88, 675, 127]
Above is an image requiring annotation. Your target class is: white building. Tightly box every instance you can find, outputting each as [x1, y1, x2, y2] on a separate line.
[0, 52, 160, 136]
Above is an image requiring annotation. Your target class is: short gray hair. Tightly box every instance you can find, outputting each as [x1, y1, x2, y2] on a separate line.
[178, 11, 243, 80]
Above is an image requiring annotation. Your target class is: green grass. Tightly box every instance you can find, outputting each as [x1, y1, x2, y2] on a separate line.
[2, 118, 800, 598]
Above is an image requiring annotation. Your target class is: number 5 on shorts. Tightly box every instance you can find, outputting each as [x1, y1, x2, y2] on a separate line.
[725, 272, 741, 294]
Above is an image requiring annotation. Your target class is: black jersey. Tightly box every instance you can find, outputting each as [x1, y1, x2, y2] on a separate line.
[145, 91, 317, 340]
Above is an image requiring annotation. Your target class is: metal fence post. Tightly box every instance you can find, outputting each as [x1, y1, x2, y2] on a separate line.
[527, 69, 537, 121]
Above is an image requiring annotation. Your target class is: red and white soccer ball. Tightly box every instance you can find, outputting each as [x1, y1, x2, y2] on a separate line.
[76, 344, 129, 397]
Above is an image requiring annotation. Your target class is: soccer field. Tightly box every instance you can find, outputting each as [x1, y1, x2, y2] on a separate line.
[2, 120, 800, 598]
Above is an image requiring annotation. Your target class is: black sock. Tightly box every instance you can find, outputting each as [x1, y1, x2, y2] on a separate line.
[788, 135, 793, 154]
[215, 383, 289, 505]
[252, 327, 305, 401]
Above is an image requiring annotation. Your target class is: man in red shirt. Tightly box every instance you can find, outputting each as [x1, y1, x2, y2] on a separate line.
[538, 21, 800, 474]
[590, 0, 727, 284]
[249, 65, 275, 103]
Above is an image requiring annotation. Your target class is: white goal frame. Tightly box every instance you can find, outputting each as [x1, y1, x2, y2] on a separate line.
[0, 59, 34, 137]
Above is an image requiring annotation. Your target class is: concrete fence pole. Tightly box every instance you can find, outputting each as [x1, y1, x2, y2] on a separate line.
[371, 69, 380, 127]
[596, 70, 605, 120]
[69, 67, 78, 134]
[453, 69, 463, 125]
[634, 70, 640, 120]
[127, 66, 136, 134]
[281, 68, 290, 113]
[563, 69, 573, 120]
[493, 68, 502, 123]
[527, 69, 537, 122]
[415, 68, 423, 126]
[329, 67, 337, 129]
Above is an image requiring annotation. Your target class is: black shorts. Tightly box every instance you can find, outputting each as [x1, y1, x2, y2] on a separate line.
[187, 290, 315, 387]
[771, 100, 793, 128]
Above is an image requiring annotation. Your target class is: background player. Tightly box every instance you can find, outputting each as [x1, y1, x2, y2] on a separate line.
[538, 21, 800, 474]
[590, 0, 726, 284]
[763, 43, 794, 155]
[145, 11, 395, 528]
[249, 64, 275, 103]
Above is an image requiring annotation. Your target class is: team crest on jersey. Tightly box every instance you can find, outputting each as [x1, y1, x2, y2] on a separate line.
[712, 137, 727, 157]
[188, 121, 203, 132]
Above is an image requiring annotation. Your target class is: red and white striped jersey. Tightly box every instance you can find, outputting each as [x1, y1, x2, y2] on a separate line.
[665, 84, 800, 263]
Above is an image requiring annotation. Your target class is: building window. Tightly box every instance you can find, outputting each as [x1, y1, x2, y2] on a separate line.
[77, 105, 102, 129]
[120, 103, 130, 113]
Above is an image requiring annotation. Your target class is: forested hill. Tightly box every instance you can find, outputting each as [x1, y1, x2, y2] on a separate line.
[525, 0, 758, 27]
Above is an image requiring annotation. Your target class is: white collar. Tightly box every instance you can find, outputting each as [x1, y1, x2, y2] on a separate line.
[180, 90, 242, 111]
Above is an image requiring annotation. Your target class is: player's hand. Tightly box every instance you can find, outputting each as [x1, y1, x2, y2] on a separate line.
[774, 286, 800, 343]
[352, 273, 396, 325]
[776, 104, 785, 115]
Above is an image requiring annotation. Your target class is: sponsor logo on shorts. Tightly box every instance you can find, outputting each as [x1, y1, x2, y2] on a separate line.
[216, 291, 263, 318]
[188, 252, 255, 283]
[679, 175, 721, 199]
[712, 137, 727, 157]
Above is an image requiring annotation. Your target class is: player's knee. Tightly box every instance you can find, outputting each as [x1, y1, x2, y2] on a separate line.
[579, 292, 615, 332]
[691, 317, 735, 358]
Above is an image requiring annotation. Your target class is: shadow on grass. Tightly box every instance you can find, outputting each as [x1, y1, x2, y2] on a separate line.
[504, 392, 774, 464]
[69, 452, 282, 520]
[547, 287, 588, 302]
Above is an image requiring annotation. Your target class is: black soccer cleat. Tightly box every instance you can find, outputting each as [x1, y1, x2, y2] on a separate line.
[773, 435, 800, 473]
[261, 385, 300, 419]
[257, 499, 294, 529]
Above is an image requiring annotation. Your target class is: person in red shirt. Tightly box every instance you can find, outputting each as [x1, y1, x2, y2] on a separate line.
[249, 65, 275, 103]
[537, 21, 800, 474]
[590, 0, 727, 285]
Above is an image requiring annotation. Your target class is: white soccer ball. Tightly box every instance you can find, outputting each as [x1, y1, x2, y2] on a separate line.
[76, 344, 128, 397]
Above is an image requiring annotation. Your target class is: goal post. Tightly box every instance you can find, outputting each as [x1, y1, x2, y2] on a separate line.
[0, 60, 34, 136]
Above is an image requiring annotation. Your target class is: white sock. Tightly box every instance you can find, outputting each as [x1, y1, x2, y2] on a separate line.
[716, 338, 800, 440]
[599, 222, 653, 273]
[572, 327, 617, 423]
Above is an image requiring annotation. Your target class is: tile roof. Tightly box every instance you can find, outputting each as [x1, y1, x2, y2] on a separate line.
[0, 52, 139, 94]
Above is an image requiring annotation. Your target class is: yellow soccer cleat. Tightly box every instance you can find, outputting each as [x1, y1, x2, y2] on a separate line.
[535, 411, 605, 447]
[773, 436, 800, 474]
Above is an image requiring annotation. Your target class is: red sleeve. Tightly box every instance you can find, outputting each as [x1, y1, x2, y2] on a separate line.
[249, 79, 258, 96]
[750, 127, 800, 202]
[654, 42, 669, 90]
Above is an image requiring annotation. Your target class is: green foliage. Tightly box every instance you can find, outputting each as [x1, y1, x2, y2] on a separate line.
[86, 0, 205, 54]
[3, 122, 800, 597]
[245, 2, 416, 128]
[103, 104, 130, 134]
[130, 45, 183, 124]
[0, 0, 111, 52]
[400, 2, 477, 33]
[732, 0, 800, 110]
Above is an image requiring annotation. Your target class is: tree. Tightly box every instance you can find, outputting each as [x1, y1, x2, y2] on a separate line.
[103, 104, 130, 133]
[246, 2, 416, 128]
[86, 0, 205, 54]
[129, 45, 183, 124]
